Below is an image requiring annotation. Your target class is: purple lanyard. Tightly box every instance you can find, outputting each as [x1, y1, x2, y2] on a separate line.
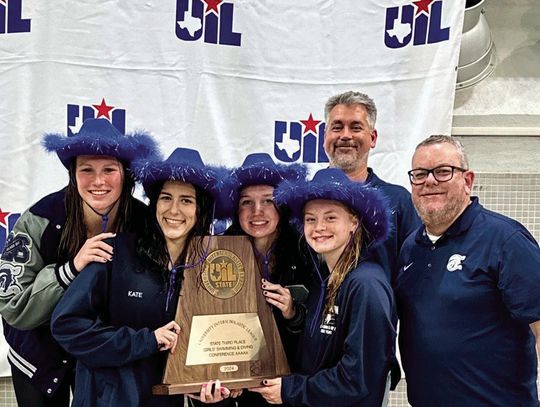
[306, 234, 356, 335]
[82, 199, 116, 233]
[165, 235, 213, 312]
[165, 204, 218, 312]
[251, 240, 275, 282]
[165, 263, 180, 313]
[100, 214, 109, 233]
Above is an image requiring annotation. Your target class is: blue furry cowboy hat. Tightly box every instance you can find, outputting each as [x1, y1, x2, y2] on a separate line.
[232, 153, 307, 190]
[230, 153, 306, 213]
[42, 118, 160, 168]
[274, 167, 392, 247]
[131, 147, 231, 219]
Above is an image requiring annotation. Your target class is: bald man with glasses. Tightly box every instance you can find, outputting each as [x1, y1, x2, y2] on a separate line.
[395, 135, 540, 406]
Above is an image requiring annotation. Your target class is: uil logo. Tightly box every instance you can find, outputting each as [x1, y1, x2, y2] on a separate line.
[0, 0, 31, 35]
[274, 114, 329, 164]
[176, 0, 241, 46]
[384, 0, 450, 48]
[202, 249, 245, 299]
[446, 254, 466, 272]
[67, 98, 126, 136]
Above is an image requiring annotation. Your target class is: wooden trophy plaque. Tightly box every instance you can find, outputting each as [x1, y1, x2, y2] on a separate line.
[153, 236, 290, 395]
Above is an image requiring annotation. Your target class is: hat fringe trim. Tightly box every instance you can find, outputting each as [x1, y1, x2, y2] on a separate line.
[275, 179, 392, 247]
[42, 131, 159, 161]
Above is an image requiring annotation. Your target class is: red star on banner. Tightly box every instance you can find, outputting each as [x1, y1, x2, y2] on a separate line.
[93, 98, 114, 120]
[0, 208, 9, 227]
[203, 0, 222, 14]
[413, 0, 434, 15]
[300, 114, 321, 134]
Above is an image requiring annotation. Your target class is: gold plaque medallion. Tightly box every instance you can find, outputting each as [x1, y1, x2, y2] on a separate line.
[201, 249, 245, 299]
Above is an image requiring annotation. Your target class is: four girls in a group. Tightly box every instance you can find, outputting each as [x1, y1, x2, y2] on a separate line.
[1, 118, 397, 406]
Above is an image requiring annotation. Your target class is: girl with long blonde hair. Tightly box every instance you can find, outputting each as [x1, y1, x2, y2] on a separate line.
[252, 167, 396, 407]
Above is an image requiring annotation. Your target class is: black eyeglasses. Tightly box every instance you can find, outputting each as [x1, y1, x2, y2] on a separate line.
[408, 165, 467, 185]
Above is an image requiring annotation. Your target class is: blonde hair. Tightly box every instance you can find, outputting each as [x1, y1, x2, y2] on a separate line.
[323, 214, 362, 317]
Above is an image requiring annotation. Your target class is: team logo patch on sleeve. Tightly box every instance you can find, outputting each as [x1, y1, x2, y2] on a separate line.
[1, 232, 31, 263]
[446, 254, 466, 272]
[0, 232, 31, 297]
[0, 263, 23, 298]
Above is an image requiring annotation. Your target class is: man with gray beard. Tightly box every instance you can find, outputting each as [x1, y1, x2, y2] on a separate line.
[323, 91, 419, 283]
[323, 91, 420, 393]
[395, 135, 540, 406]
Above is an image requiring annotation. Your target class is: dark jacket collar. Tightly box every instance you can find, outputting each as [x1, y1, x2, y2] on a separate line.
[366, 167, 378, 184]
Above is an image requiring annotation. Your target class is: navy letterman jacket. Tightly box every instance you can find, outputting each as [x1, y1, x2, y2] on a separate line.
[0, 188, 149, 396]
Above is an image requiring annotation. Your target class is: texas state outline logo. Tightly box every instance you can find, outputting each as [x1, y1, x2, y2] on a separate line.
[175, 0, 241, 46]
[274, 114, 329, 164]
[0, 0, 31, 34]
[384, 0, 450, 48]
[67, 98, 126, 136]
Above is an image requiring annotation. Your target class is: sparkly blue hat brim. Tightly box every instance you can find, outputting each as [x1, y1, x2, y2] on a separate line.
[233, 163, 307, 190]
[131, 155, 233, 220]
[230, 162, 307, 214]
[42, 119, 160, 168]
[274, 176, 392, 247]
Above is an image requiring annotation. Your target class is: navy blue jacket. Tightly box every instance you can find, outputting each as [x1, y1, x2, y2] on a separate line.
[365, 169, 420, 283]
[281, 260, 396, 407]
[51, 233, 183, 406]
[396, 198, 540, 406]
[1, 189, 148, 396]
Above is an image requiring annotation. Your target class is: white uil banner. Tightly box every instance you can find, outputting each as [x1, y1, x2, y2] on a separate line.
[0, 0, 464, 376]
